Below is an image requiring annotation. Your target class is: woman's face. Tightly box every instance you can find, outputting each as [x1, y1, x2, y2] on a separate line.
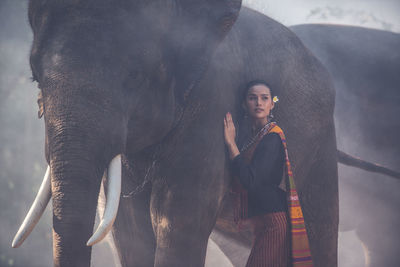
[243, 84, 274, 120]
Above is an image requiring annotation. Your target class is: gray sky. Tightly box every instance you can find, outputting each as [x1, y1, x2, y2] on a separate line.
[244, 0, 400, 32]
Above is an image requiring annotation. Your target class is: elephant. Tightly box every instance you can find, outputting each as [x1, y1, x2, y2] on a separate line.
[12, 1, 340, 266]
[290, 24, 400, 267]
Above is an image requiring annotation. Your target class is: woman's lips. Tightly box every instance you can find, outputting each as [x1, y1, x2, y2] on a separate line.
[255, 108, 264, 112]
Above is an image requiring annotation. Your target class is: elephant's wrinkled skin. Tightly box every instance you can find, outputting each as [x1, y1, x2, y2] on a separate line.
[291, 24, 400, 267]
[21, 1, 338, 266]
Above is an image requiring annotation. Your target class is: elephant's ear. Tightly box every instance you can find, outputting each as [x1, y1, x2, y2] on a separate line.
[168, 0, 242, 104]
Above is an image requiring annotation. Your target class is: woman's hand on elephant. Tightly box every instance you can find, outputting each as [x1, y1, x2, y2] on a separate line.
[224, 112, 240, 160]
[224, 112, 236, 146]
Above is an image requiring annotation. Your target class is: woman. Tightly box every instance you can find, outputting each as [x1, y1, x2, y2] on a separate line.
[223, 80, 313, 267]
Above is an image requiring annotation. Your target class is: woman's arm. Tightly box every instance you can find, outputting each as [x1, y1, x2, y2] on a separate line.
[226, 143, 240, 160]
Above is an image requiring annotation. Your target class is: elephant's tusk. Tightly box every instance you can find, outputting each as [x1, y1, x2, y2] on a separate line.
[86, 154, 121, 246]
[12, 166, 51, 248]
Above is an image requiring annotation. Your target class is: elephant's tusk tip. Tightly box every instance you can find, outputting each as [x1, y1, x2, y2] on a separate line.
[86, 239, 94, 247]
[11, 236, 22, 248]
[85, 220, 111, 247]
[86, 234, 102, 246]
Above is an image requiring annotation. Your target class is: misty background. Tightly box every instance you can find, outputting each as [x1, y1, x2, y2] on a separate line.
[1, 0, 399, 266]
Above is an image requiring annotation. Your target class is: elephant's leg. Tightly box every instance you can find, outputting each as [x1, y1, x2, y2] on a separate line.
[150, 180, 209, 267]
[301, 132, 339, 267]
[112, 158, 156, 267]
[150, 166, 225, 267]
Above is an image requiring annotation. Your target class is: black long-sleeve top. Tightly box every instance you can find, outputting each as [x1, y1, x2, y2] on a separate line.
[231, 132, 288, 217]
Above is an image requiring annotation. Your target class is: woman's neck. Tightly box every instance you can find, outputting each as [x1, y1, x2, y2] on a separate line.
[251, 117, 269, 134]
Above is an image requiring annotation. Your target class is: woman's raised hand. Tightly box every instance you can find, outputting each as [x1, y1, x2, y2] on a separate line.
[224, 112, 236, 146]
[224, 112, 240, 159]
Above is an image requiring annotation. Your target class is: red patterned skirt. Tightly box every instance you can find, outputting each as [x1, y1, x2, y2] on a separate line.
[245, 212, 291, 267]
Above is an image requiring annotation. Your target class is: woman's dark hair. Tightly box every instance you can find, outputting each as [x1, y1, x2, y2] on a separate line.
[242, 79, 274, 102]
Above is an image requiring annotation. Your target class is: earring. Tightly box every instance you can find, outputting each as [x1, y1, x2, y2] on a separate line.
[268, 110, 274, 120]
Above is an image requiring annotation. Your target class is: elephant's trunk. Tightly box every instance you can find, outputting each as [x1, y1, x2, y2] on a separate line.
[51, 155, 122, 266]
[34, 79, 127, 265]
[48, 109, 125, 266]
[50, 152, 103, 267]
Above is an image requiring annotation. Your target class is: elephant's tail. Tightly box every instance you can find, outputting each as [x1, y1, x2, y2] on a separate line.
[337, 149, 400, 179]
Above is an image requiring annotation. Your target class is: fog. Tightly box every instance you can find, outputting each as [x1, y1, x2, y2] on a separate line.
[247, 0, 400, 32]
[0, 0, 399, 266]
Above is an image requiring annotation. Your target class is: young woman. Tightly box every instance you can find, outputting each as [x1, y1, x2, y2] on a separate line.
[223, 80, 313, 267]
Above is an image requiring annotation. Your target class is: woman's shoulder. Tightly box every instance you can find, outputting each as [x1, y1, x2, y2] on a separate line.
[269, 123, 284, 135]
[257, 132, 283, 149]
[260, 132, 282, 143]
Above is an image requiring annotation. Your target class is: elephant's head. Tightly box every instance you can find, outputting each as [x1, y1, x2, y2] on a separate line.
[13, 0, 241, 266]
